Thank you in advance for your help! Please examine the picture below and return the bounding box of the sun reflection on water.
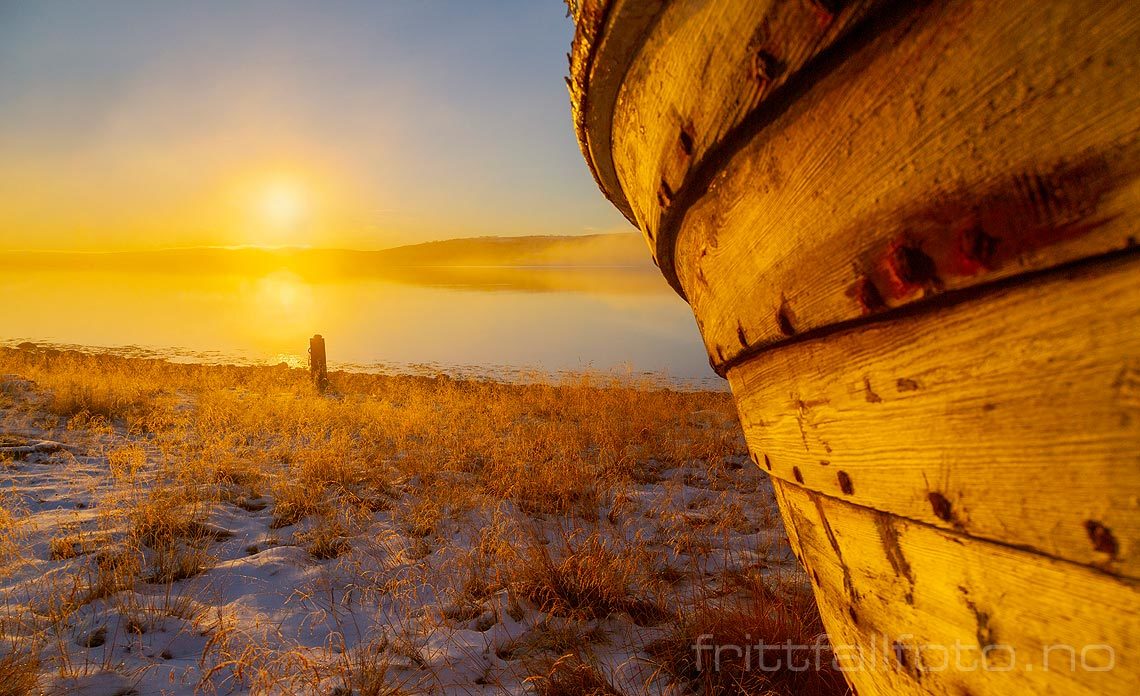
[245,271,315,345]
[271,353,307,369]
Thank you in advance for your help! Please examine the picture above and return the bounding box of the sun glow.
[257,178,309,235]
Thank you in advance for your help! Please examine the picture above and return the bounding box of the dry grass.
[0,346,835,694]
[295,511,355,560]
[335,637,420,696]
[510,530,667,624]
[0,647,40,696]
[527,653,625,696]
[0,499,21,567]
[646,574,847,696]
[2,347,739,538]
[119,486,224,584]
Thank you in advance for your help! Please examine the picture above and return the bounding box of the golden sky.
[0,1,629,252]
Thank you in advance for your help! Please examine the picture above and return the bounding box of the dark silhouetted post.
[309,334,328,392]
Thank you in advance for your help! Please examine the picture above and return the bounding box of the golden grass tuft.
[0,648,40,696]
[296,511,355,560]
[0,502,21,567]
[646,575,847,696]
[107,444,147,482]
[270,478,329,528]
[526,653,625,696]
[35,354,175,434]
[123,486,223,583]
[337,637,419,696]
[510,530,667,625]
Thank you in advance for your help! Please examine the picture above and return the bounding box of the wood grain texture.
[609,0,883,261]
[774,479,1140,696]
[568,0,664,226]
[730,251,1140,579]
[669,0,1140,369]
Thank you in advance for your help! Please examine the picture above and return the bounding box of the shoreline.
[0,340,728,392]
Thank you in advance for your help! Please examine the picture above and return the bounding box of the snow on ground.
[0,372,800,695]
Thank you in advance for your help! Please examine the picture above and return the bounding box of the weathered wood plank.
[774,478,1140,696]
[610,0,883,264]
[671,0,1140,368]
[730,250,1140,579]
[568,0,666,226]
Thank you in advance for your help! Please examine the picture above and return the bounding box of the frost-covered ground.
[0,359,807,696]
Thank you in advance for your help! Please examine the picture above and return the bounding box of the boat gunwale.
[568,0,663,227]
[570,0,914,302]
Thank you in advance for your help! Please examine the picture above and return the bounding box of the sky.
[0,0,631,252]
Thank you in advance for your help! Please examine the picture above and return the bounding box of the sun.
[232,169,331,247]
[257,178,309,235]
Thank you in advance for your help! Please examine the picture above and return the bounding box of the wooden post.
[309,334,327,392]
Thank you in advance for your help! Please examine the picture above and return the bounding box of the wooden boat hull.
[569,0,1140,693]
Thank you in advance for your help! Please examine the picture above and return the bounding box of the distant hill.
[1,233,654,276]
[362,233,650,267]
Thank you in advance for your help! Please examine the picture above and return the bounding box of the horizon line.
[0,231,640,255]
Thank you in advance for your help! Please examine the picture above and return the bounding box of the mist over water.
[0,264,722,389]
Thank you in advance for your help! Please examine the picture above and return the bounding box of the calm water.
[0,266,722,388]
